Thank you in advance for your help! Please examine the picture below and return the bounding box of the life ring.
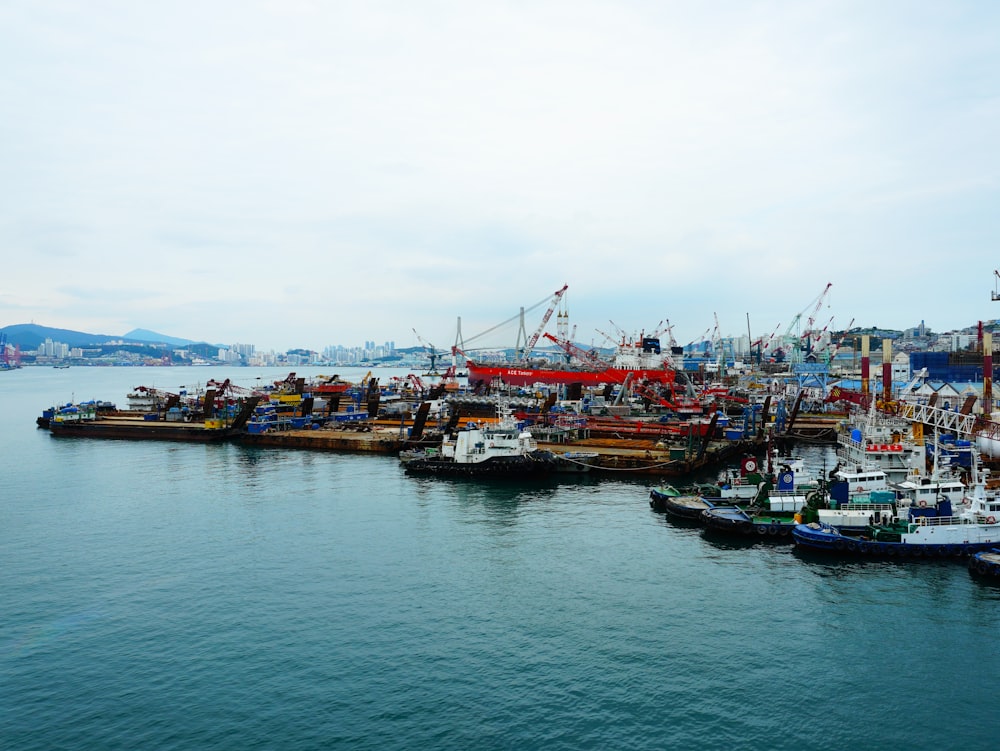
[988,516,997,524]
[855,486,864,493]
[918,500,927,508]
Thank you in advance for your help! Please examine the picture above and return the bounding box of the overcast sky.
[2,1,999,353]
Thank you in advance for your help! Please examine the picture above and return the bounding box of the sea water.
[3,366,1000,750]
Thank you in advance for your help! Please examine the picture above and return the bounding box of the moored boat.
[792,458,1000,559]
[649,485,717,519]
[400,400,559,477]
[47,396,261,442]
[968,549,1000,578]
[697,457,823,540]
[701,505,800,540]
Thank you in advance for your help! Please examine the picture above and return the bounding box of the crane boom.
[412,328,444,371]
[542,332,607,367]
[521,284,569,359]
[804,283,833,338]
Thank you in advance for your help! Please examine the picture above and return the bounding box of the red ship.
[465,335,677,387]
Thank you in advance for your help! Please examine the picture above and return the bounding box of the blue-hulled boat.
[792,458,1000,559]
[968,549,1000,578]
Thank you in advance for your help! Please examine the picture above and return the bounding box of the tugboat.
[698,458,821,540]
[793,455,1000,559]
[649,485,717,519]
[400,400,559,477]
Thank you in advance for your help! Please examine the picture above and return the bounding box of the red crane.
[542,332,607,367]
[802,283,833,343]
[520,284,569,360]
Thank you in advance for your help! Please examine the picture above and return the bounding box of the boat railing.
[835,502,894,512]
[907,515,971,532]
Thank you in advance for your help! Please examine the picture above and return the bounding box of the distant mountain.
[0,323,199,349]
[121,329,197,347]
[0,323,120,349]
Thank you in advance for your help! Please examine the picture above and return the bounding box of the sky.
[2,0,999,354]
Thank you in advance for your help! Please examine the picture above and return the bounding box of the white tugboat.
[400,400,558,477]
[793,454,1000,558]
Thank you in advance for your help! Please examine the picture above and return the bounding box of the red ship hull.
[466,363,675,387]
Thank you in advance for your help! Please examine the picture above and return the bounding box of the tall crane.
[686,327,711,356]
[777,282,833,363]
[712,312,725,371]
[518,284,569,361]
[662,320,678,349]
[542,332,607,368]
[412,328,444,372]
[802,283,833,344]
[751,322,782,363]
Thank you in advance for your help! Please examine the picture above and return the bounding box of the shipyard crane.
[608,320,629,340]
[802,283,833,342]
[825,318,856,362]
[805,315,836,360]
[712,312,723,361]
[686,327,711,356]
[662,320,678,349]
[542,332,607,368]
[777,283,833,362]
[412,328,445,372]
[595,326,618,348]
[993,269,1000,301]
[517,284,569,361]
[750,322,782,363]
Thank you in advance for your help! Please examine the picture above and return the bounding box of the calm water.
[3,366,1000,750]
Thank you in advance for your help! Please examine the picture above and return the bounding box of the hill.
[0,323,120,349]
[121,328,197,347]
[0,323,202,349]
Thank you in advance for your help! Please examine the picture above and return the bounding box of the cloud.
[1,1,999,350]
